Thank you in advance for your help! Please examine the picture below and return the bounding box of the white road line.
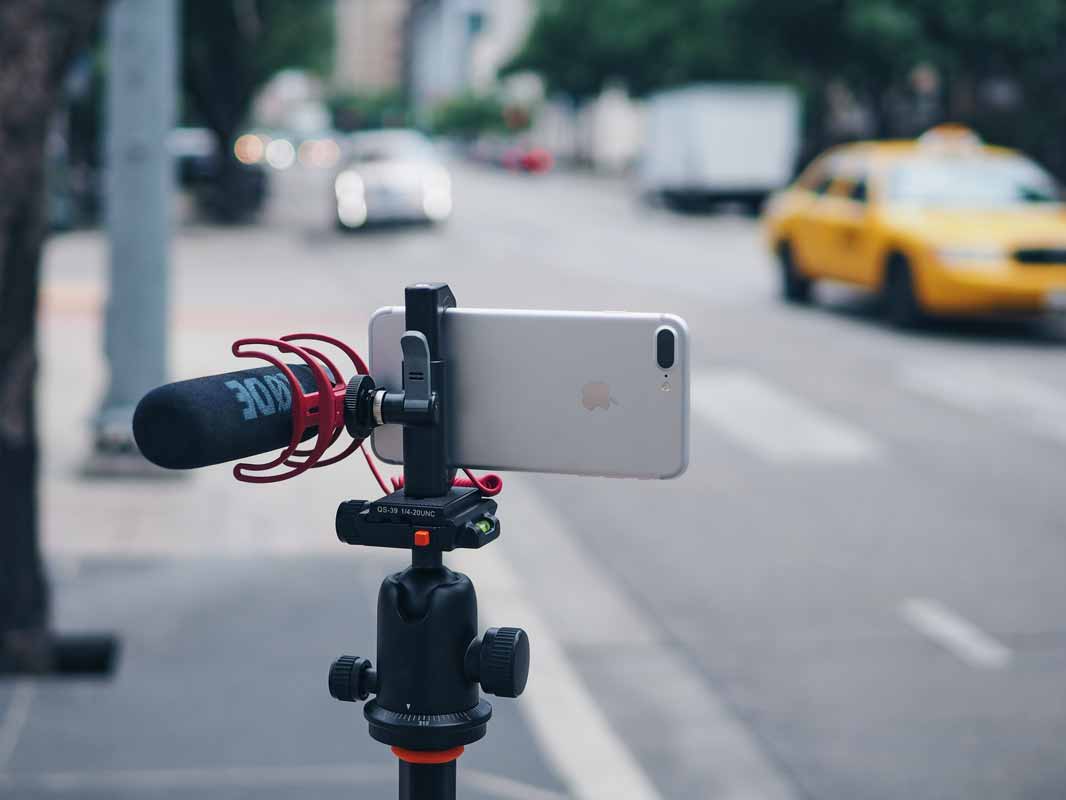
[0,763,564,799]
[900,597,1012,670]
[902,363,1066,445]
[458,476,797,800]
[692,371,880,463]
[470,547,664,800]
[0,681,35,771]
[465,770,570,800]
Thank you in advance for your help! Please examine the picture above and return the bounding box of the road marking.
[0,681,35,770]
[692,371,880,462]
[470,547,664,800]
[900,597,1012,669]
[0,763,564,799]
[458,476,797,800]
[902,363,1066,445]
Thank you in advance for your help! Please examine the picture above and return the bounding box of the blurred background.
[2,1,1065,798]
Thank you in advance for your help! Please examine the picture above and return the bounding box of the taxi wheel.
[778,244,813,304]
[883,256,925,329]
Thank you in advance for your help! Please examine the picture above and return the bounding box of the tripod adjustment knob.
[466,627,530,699]
[329,655,377,702]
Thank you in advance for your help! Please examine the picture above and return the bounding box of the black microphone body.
[134,364,326,469]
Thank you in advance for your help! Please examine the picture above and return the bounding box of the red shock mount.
[229,333,368,484]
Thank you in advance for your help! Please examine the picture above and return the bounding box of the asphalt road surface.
[6,158,1066,799]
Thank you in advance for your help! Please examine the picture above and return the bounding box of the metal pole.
[94,0,176,463]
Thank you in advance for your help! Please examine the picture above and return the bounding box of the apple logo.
[581,381,617,411]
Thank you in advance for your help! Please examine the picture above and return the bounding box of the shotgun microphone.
[133,364,323,469]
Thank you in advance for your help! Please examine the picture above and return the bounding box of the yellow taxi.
[763,125,1066,326]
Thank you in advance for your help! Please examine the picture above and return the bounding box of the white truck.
[639,83,801,213]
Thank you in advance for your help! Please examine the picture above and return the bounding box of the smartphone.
[369,306,689,479]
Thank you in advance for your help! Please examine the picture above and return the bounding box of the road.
[6,159,1066,799]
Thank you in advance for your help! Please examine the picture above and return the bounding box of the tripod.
[328,284,530,800]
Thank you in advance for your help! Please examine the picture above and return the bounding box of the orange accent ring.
[391,745,464,765]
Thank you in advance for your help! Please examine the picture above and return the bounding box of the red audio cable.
[359,443,502,497]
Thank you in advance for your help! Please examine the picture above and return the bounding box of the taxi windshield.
[887,155,1061,209]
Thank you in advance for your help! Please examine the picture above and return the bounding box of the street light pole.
[93,0,177,467]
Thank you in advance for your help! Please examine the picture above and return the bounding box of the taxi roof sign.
[917,124,983,150]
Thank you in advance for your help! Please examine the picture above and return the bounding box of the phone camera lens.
[656,328,676,370]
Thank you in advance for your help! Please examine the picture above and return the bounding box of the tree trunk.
[0,1,107,639]
[194,130,267,223]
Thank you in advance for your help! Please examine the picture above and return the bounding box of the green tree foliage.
[507,0,936,100]
[328,89,411,132]
[510,0,1065,102]
[917,0,1063,79]
[429,93,509,138]
[507,0,1066,173]
[504,0,753,99]
[182,0,334,141]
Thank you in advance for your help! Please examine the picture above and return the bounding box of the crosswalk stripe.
[901,363,1066,445]
[900,597,1012,669]
[0,682,35,772]
[691,371,881,463]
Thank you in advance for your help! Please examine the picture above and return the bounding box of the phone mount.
[328,284,530,800]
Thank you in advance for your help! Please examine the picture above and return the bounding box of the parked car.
[501,144,553,173]
[333,129,452,229]
[470,135,554,174]
[763,125,1066,326]
[640,83,800,213]
[169,127,268,223]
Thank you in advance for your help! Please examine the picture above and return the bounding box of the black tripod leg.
[398,759,456,800]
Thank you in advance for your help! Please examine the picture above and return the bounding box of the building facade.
[406,0,533,116]
[334,0,409,92]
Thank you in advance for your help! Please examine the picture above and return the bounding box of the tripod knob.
[329,655,377,702]
[466,627,530,699]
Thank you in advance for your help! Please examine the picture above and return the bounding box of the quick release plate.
[336,486,500,551]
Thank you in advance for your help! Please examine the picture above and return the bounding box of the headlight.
[422,168,451,198]
[421,167,452,221]
[265,138,295,170]
[234,134,265,165]
[335,170,365,199]
[936,245,1007,269]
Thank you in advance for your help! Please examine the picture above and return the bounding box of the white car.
[334,129,452,229]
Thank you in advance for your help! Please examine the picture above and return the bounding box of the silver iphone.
[369,306,689,479]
